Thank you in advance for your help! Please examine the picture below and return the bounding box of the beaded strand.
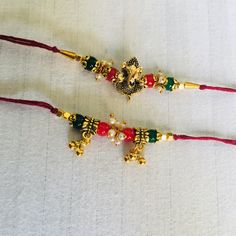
[1,96,236,166]
[1,34,236,100]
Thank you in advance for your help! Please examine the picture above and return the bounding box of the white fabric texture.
[1,1,236,235]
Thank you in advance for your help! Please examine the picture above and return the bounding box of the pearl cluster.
[108,113,126,145]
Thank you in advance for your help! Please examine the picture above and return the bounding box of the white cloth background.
[1,1,236,236]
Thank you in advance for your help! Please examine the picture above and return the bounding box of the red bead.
[106,67,118,81]
[97,122,110,136]
[145,74,155,88]
[123,128,136,142]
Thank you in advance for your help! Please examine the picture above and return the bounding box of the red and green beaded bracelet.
[1,35,236,99]
[1,96,236,165]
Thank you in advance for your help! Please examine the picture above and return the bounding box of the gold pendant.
[69,133,92,156]
[114,57,144,99]
[125,128,149,165]
[124,144,146,165]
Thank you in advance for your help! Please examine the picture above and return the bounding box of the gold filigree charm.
[115,57,144,99]
[69,133,92,156]
[68,116,99,156]
[124,144,146,165]
[107,113,126,145]
[124,128,149,165]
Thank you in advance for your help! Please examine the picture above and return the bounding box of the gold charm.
[115,57,144,99]
[69,116,99,157]
[107,113,126,145]
[125,128,149,165]
[124,144,146,165]
[69,133,92,156]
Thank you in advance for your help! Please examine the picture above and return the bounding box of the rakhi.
[1,96,236,165]
[1,35,236,99]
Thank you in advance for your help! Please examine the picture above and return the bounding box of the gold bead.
[63,112,71,120]
[166,133,174,141]
[138,157,146,165]
[68,141,77,150]
[124,156,130,163]
[75,149,84,156]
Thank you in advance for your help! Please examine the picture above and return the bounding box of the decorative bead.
[118,132,126,141]
[106,67,118,81]
[108,129,116,137]
[63,112,71,120]
[145,74,155,88]
[82,116,99,135]
[148,129,158,143]
[97,122,110,136]
[165,77,175,91]
[85,56,97,71]
[161,134,167,141]
[70,114,84,130]
[109,117,116,124]
[134,128,149,145]
[123,128,135,142]
[138,157,146,165]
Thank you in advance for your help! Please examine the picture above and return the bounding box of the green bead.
[148,129,157,143]
[72,114,85,130]
[165,77,175,91]
[85,56,97,71]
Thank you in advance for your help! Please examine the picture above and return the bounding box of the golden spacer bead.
[68,141,77,150]
[63,112,71,120]
[138,157,146,165]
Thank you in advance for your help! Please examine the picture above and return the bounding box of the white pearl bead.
[118,132,126,141]
[110,118,116,124]
[161,134,167,141]
[108,129,116,137]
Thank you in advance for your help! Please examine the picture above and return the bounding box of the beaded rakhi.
[1,96,236,165]
[1,35,236,99]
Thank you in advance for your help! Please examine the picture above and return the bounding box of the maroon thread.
[0,96,58,114]
[0,35,60,53]
[200,84,236,93]
[173,134,236,146]
[1,35,236,94]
